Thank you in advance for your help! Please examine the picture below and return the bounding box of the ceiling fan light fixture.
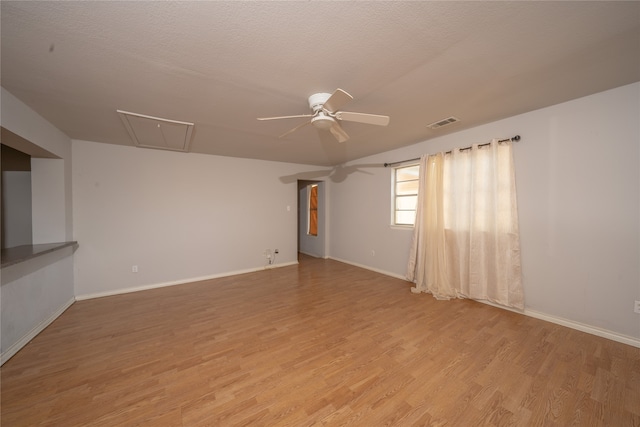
[311,114,334,129]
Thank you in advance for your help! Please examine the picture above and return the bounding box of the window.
[308,184,318,236]
[392,164,419,226]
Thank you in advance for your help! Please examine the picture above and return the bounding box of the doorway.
[297,180,325,258]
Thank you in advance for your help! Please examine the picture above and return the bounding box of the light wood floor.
[2,255,639,426]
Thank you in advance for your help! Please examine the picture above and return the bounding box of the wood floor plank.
[2,255,639,426]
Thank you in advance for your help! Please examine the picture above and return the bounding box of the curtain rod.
[383,135,521,167]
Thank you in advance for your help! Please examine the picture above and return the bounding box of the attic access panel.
[117,110,194,152]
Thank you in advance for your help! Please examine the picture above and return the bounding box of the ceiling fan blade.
[328,121,349,143]
[257,114,313,121]
[279,120,312,138]
[335,111,390,126]
[323,88,353,113]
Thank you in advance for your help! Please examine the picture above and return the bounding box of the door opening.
[297,180,325,258]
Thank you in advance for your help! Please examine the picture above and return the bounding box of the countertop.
[1,241,78,269]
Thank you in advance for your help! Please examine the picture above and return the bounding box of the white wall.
[1,88,73,243]
[72,141,318,298]
[31,159,67,244]
[1,171,32,247]
[0,87,75,364]
[1,247,75,364]
[329,83,640,342]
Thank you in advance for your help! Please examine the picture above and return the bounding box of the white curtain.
[407,140,524,309]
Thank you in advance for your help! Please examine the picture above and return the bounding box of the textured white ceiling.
[2,1,639,166]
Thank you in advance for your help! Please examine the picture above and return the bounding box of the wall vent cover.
[117,110,194,152]
[426,116,460,130]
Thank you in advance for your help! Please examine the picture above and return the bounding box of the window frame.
[391,163,419,227]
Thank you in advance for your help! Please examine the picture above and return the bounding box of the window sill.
[390,224,414,230]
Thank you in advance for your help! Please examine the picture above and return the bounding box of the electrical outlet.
[132,265,138,273]
[634,300,640,314]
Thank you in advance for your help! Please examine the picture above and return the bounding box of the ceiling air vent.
[426,116,460,130]
[117,110,194,152]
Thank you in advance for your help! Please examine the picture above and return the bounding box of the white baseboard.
[1,297,76,366]
[329,257,640,349]
[75,261,299,301]
[469,299,640,349]
[328,256,408,281]
[299,250,325,259]
[523,308,640,348]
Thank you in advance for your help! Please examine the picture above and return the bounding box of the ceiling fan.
[257,89,390,143]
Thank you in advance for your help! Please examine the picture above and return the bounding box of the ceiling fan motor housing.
[308,93,332,112]
[308,93,335,129]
